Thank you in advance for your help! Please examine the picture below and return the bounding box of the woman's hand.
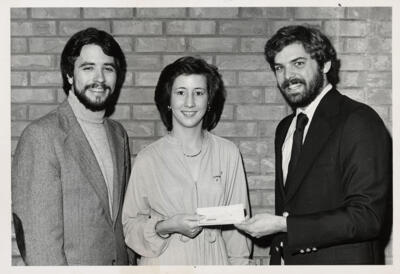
[156,214,204,239]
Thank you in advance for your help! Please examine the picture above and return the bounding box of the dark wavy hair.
[265,25,340,86]
[154,56,226,131]
[60,27,126,108]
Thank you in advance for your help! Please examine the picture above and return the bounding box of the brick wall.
[10,7,392,265]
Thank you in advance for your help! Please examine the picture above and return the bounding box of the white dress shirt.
[282,84,332,184]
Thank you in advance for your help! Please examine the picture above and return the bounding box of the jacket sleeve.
[286,106,391,251]
[122,154,170,258]
[221,147,252,264]
[12,124,68,265]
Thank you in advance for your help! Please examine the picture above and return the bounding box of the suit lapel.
[60,101,113,225]
[104,119,125,226]
[285,89,342,203]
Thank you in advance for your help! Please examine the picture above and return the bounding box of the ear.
[67,74,73,85]
[323,61,331,74]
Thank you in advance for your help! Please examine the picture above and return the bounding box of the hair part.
[264,25,340,86]
[154,56,226,131]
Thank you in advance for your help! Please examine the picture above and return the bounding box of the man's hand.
[234,213,287,238]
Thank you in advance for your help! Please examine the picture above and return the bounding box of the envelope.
[196,204,245,226]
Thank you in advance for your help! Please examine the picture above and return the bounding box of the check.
[196,204,245,226]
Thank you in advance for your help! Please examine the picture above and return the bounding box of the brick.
[225,87,262,104]
[259,121,281,137]
[59,21,111,36]
[28,104,58,120]
[109,105,131,120]
[31,71,62,86]
[261,190,275,207]
[221,105,234,120]
[247,175,275,190]
[137,8,186,18]
[120,121,154,137]
[11,8,28,19]
[155,122,168,136]
[123,71,134,86]
[252,206,274,215]
[338,71,366,88]
[131,139,155,155]
[166,21,216,35]
[346,7,369,19]
[238,71,276,86]
[12,121,30,137]
[366,72,391,88]
[29,37,68,53]
[11,104,28,120]
[240,38,267,53]
[83,8,133,18]
[57,89,67,103]
[12,89,56,103]
[12,140,18,155]
[269,21,322,35]
[324,21,368,37]
[294,7,345,19]
[189,38,237,52]
[126,55,162,70]
[239,140,271,155]
[31,8,80,19]
[216,55,266,70]
[241,7,288,19]
[118,88,154,103]
[11,72,28,86]
[260,157,275,174]
[329,36,345,53]
[369,7,391,20]
[368,55,391,71]
[369,105,390,122]
[370,21,392,37]
[162,55,213,67]
[135,72,160,86]
[136,37,186,52]
[265,87,286,104]
[12,55,54,70]
[340,89,365,102]
[368,38,391,53]
[249,190,262,206]
[344,38,368,53]
[11,38,27,53]
[114,37,134,53]
[113,21,162,35]
[340,55,369,71]
[366,89,392,105]
[237,105,286,121]
[132,105,159,120]
[219,21,267,36]
[212,122,257,137]
[189,8,238,18]
[11,21,56,36]
[219,71,236,86]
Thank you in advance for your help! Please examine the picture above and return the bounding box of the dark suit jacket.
[12,100,132,265]
[270,89,391,264]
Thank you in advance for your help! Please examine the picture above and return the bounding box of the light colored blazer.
[12,100,132,265]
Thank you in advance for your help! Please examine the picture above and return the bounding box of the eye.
[104,66,116,72]
[174,89,185,96]
[82,66,94,71]
[294,61,305,68]
[194,89,206,96]
[274,65,283,72]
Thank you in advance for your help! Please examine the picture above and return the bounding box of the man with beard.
[235,25,392,264]
[12,28,134,265]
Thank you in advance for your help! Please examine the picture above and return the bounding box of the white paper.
[196,204,245,226]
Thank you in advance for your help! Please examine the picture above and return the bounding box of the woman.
[122,56,251,265]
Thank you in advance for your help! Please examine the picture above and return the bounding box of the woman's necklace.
[182,136,203,158]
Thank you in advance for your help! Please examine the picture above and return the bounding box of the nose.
[284,66,294,80]
[95,68,105,83]
[184,92,195,108]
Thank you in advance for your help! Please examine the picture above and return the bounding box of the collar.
[68,90,105,124]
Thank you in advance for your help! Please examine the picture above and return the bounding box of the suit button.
[312,247,317,252]
[112,259,116,265]
[300,249,305,254]
[280,241,284,247]
[306,248,311,253]
[282,211,289,217]
[275,246,280,252]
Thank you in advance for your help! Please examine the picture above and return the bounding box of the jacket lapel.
[104,119,125,227]
[59,100,113,225]
[285,89,342,203]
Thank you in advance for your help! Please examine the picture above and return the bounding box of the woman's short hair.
[265,25,340,86]
[154,56,226,131]
[60,27,126,96]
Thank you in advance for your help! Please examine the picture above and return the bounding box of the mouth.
[181,111,197,117]
[283,79,305,93]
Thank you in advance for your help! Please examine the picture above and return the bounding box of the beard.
[278,69,324,109]
[73,82,114,112]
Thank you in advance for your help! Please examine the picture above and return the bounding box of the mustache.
[84,83,111,91]
[281,78,306,89]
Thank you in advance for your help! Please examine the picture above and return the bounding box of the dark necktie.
[287,113,309,183]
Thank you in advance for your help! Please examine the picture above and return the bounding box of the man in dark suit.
[12,28,134,265]
[235,25,391,264]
